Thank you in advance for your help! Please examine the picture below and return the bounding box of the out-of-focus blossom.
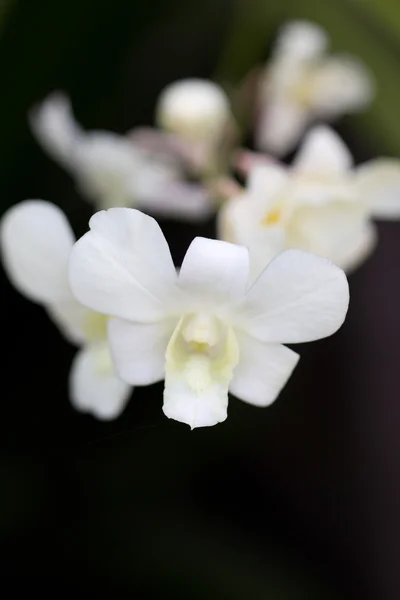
[256,20,374,156]
[140,78,237,178]
[219,126,400,278]
[30,92,213,220]
[69,208,349,429]
[157,79,231,143]
[0,200,131,419]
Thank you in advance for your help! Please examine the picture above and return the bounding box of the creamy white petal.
[127,138,217,218]
[355,159,400,220]
[137,181,214,221]
[286,201,374,270]
[309,55,374,117]
[255,98,309,156]
[78,134,194,214]
[341,222,377,273]
[29,92,82,169]
[217,195,248,245]
[275,20,328,61]
[46,299,88,345]
[80,310,108,343]
[69,343,131,420]
[289,179,356,207]
[1,200,75,304]
[178,237,250,305]
[247,163,289,202]
[218,191,284,245]
[74,132,144,208]
[48,305,109,347]
[293,126,353,176]
[69,208,180,322]
[289,131,356,205]
[218,197,286,281]
[163,376,229,429]
[129,127,204,173]
[129,152,179,196]
[239,249,349,344]
[108,317,176,386]
[247,229,287,282]
[230,332,299,406]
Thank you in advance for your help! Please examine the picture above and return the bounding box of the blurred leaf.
[343,0,400,46]
[0,0,16,36]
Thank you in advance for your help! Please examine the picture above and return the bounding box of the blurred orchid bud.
[156,79,232,143]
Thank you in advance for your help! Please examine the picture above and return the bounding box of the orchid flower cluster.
[2,20,399,428]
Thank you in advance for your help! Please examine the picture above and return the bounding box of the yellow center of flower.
[261,205,284,226]
[288,66,317,108]
[260,194,292,228]
[291,81,313,107]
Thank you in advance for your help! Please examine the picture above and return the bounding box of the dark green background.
[1,1,399,597]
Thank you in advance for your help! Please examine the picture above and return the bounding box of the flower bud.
[156,79,231,142]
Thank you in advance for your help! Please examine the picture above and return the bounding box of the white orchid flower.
[30,92,213,221]
[68,207,349,429]
[256,20,374,156]
[0,200,131,420]
[219,126,400,278]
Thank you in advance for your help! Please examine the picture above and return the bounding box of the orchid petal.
[230,333,299,406]
[69,208,180,322]
[240,249,349,344]
[1,200,74,304]
[70,343,131,420]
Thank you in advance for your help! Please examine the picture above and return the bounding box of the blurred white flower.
[219,126,400,278]
[30,92,213,221]
[69,208,349,429]
[0,200,131,420]
[256,20,374,156]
